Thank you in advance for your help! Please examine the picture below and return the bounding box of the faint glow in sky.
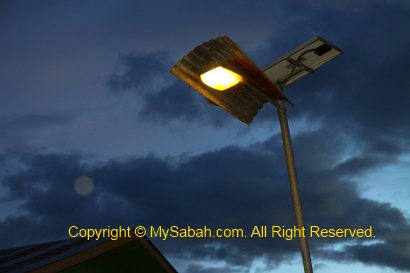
[169,255,404,273]
[359,154,410,218]
[74,176,95,196]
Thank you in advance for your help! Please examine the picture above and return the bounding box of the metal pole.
[276,99,314,273]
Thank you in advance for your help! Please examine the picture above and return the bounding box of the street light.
[170,35,342,273]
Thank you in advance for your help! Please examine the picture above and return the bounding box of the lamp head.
[170,36,288,124]
[200,66,242,91]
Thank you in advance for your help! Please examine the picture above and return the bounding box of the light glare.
[200,66,242,91]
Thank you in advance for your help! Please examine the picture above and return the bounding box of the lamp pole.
[276,99,313,273]
[171,35,342,273]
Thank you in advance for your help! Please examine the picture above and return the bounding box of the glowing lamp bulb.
[200,66,242,91]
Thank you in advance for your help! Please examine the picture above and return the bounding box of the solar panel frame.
[262,36,343,87]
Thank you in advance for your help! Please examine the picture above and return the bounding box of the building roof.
[0,237,178,273]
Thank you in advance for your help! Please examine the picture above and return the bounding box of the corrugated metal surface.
[171,36,289,124]
[0,238,104,273]
[0,237,178,273]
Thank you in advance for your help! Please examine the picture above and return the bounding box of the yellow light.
[200,66,242,91]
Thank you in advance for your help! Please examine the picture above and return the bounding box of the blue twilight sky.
[1,1,410,272]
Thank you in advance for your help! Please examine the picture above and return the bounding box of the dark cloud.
[1,125,409,271]
[259,1,410,140]
[137,81,230,126]
[107,51,173,94]
[335,237,410,271]
[185,264,241,273]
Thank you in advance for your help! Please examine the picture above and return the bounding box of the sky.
[1,0,410,272]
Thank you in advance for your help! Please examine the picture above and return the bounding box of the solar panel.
[262,36,343,87]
